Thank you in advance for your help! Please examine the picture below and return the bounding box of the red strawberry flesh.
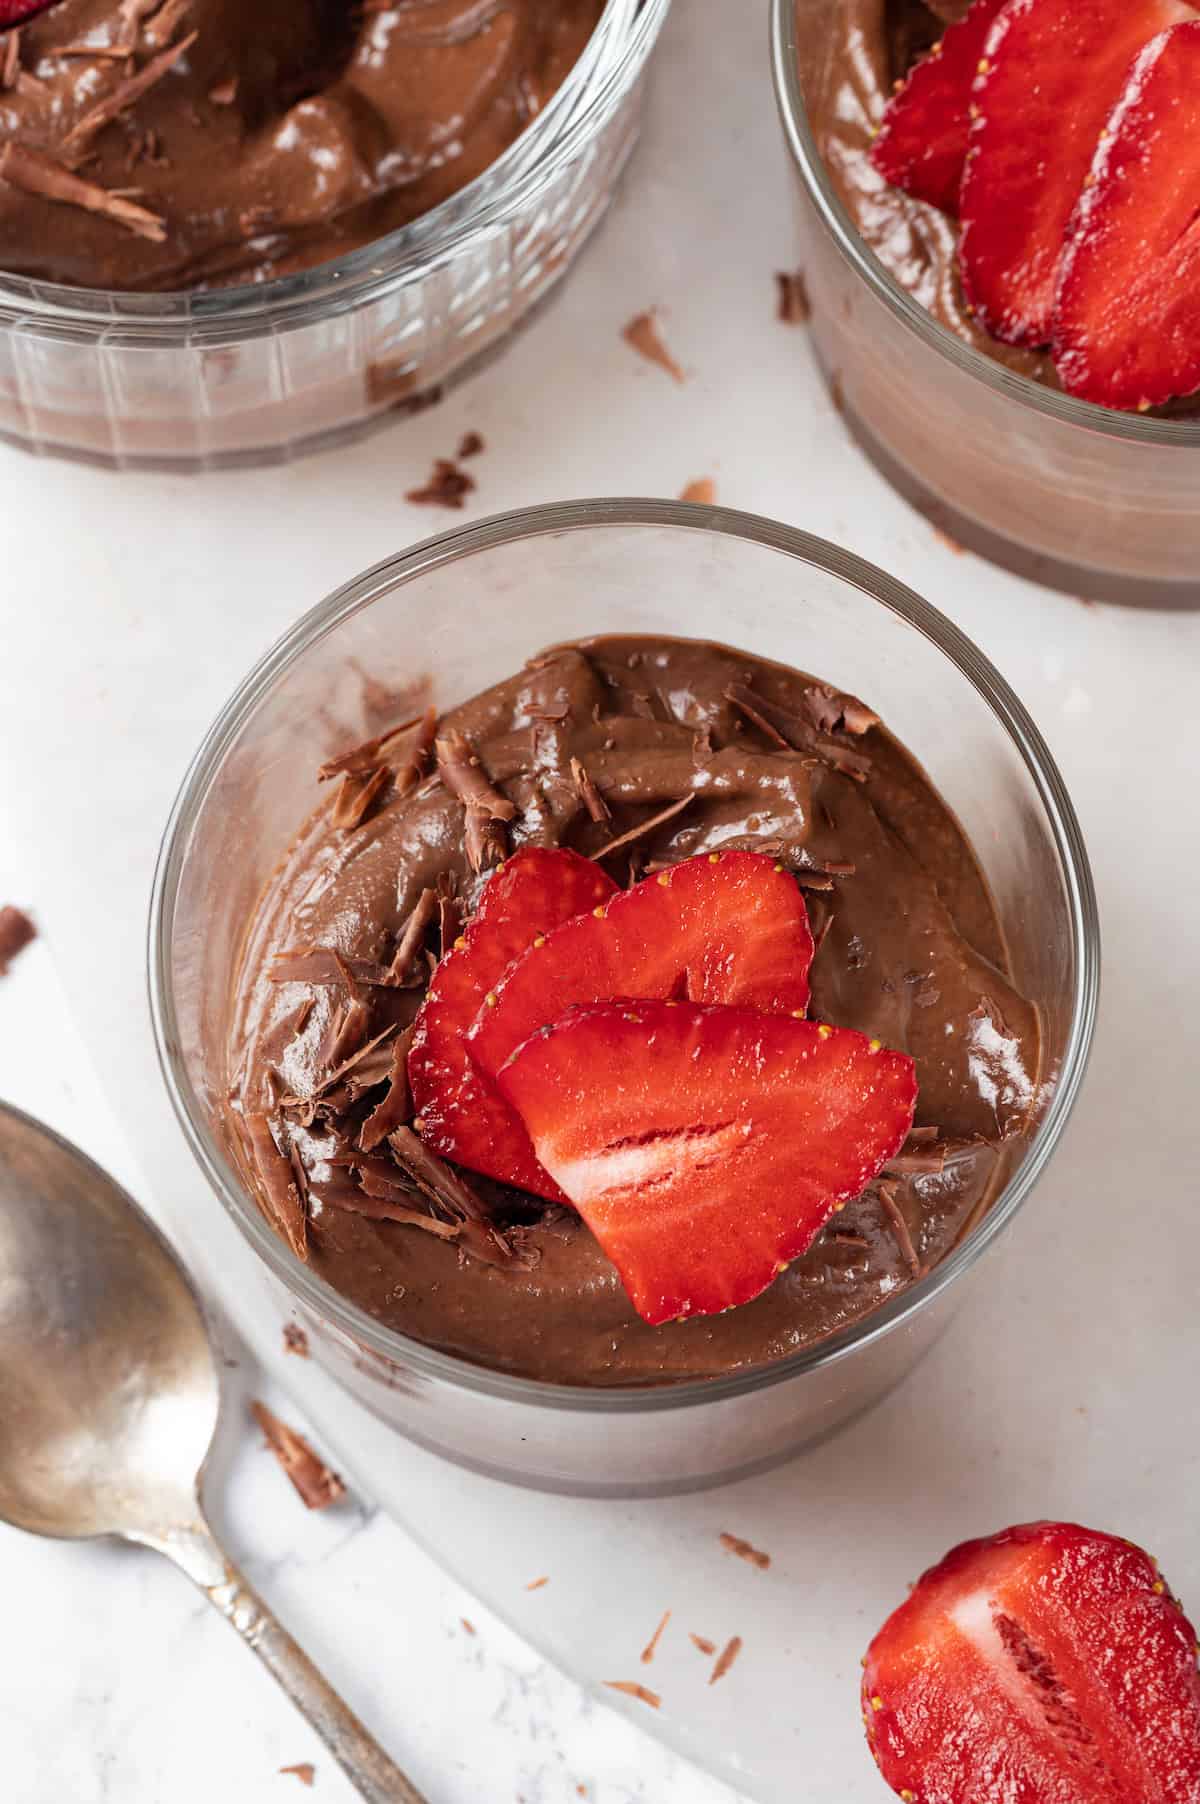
[469,850,816,1108]
[959,0,1193,346]
[1054,21,1200,409]
[870,0,1008,216]
[407,847,616,1202]
[863,1520,1200,1804]
[498,999,916,1325]
[0,1,59,20]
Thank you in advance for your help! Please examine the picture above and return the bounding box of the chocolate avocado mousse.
[225,635,1040,1387]
[0,0,603,291]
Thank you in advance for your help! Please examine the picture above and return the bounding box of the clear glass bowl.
[149,500,1098,1496]
[0,0,668,472]
[772,0,1200,603]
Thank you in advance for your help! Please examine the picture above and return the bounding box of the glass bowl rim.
[0,0,669,337]
[769,0,1200,447]
[148,497,1100,1415]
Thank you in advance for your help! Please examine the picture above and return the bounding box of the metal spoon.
[0,1100,427,1804]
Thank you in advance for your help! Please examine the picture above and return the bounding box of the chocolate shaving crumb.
[719,1532,770,1571]
[724,684,791,749]
[882,1131,946,1176]
[593,793,694,861]
[317,715,422,782]
[679,477,716,504]
[390,888,438,983]
[456,430,485,458]
[279,1764,315,1787]
[622,309,684,382]
[437,879,462,956]
[63,32,197,164]
[0,905,35,976]
[436,730,515,822]
[359,1026,415,1151]
[0,142,165,240]
[775,268,811,324]
[791,868,834,891]
[526,1575,549,1591]
[2,30,20,91]
[143,0,192,49]
[319,1190,460,1236]
[270,946,385,990]
[800,684,880,737]
[726,684,872,781]
[876,1179,924,1279]
[570,756,612,824]
[282,1323,309,1357]
[208,75,237,105]
[251,1402,345,1510]
[461,1618,476,1635]
[640,1609,671,1665]
[604,1680,661,1709]
[933,527,965,555]
[395,707,438,796]
[690,1634,717,1656]
[464,808,507,875]
[244,1113,307,1261]
[406,457,476,509]
[830,1229,870,1249]
[709,1636,743,1685]
[331,763,389,830]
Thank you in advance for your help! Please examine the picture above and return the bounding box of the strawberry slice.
[1054,22,1200,409]
[870,0,1009,216]
[407,847,616,1202]
[959,0,1192,346]
[863,1521,1200,1804]
[469,850,816,1105]
[0,1,60,21]
[498,999,916,1324]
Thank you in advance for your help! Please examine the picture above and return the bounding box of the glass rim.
[148,498,1100,1415]
[0,0,668,337]
[769,0,1200,447]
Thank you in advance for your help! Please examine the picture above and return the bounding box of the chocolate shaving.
[525,700,571,723]
[436,730,516,822]
[791,868,834,891]
[269,946,387,989]
[282,1323,309,1357]
[406,457,476,509]
[319,996,371,1071]
[709,1636,743,1685]
[800,683,880,737]
[319,1189,459,1236]
[0,905,35,976]
[2,29,20,91]
[882,1131,947,1176]
[143,0,193,49]
[208,75,237,104]
[570,756,611,824]
[331,763,389,830]
[389,887,438,983]
[395,708,438,795]
[690,1634,717,1656]
[279,1765,315,1787]
[775,268,811,323]
[526,1575,549,1591]
[725,684,872,781]
[830,1229,870,1249]
[465,809,507,874]
[461,1618,476,1635]
[359,1026,415,1151]
[309,1022,398,1103]
[604,1681,661,1709]
[251,1401,345,1511]
[724,684,790,749]
[877,1179,923,1279]
[621,309,684,383]
[593,793,694,861]
[244,1113,306,1261]
[0,143,165,240]
[437,880,462,956]
[679,477,716,504]
[640,1610,671,1665]
[457,430,485,458]
[317,714,421,782]
[719,1532,770,1571]
[63,31,197,164]
[388,1127,533,1268]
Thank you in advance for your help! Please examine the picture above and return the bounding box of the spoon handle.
[161,1522,429,1804]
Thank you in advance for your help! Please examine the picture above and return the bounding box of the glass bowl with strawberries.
[772,0,1200,601]
[150,500,1098,1496]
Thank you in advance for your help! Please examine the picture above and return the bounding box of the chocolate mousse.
[0,0,603,291]
[225,635,1040,1387]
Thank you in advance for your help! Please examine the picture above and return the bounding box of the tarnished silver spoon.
[0,1100,427,1804]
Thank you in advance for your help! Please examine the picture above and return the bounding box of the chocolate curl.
[331,764,389,830]
[317,712,424,782]
[359,1026,415,1152]
[570,757,612,824]
[62,32,198,164]
[876,1179,923,1279]
[724,683,872,781]
[801,683,880,737]
[251,1402,345,1511]
[388,1127,535,1270]
[592,793,694,861]
[243,1113,307,1261]
[0,143,165,241]
[388,888,438,984]
[436,730,516,821]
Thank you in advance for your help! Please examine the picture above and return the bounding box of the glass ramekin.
[772,0,1200,604]
[149,500,1098,1497]
[0,0,668,473]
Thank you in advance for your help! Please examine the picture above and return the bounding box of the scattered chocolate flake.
[525,700,571,723]
[830,1229,871,1249]
[319,995,371,1069]
[593,793,694,861]
[269,947,385,990]
[390,888,438,983]
[394,707,438,796]
[388,1127,534,1268]
[526,1575,549,1591]
[679,477,716,504]
[932,526,965,555]
[279,1764,315,1787]
[461,1618,477,1635]
[244,1113,307,1261]
[251,1402,345,1511]
[0,143,165,240]
[719,1532,770,1571]
[725,683,872,781]
[604,1680,661,1709]
[143,0,193,49]
[709,1636,743,1685]
[308,1022,399,1103]
[621,309,685,383]
[465,808,507,875]
[406,457,476,509]
[62,32,197,164]
[776,268,811,324]
[640,1609,671,1665]
[436,730,516,822]
[320,1190,459,1236]
[570,756,611,824]
[2,29,20,91]
[690,1634,717,1656]
[724,684,791,749]
[0,905,35,976]
[800,683,879,737]
[791,868,834,891]
[437,878,462,956]
[882,1131,946,1176]
[331,763,389,830]
[282,1323,309,1358]
[208,76,237,105]
[456,430,485,458]
[876,1179,924,1279]
[359,1026,415,1151]
[317,715,422,782]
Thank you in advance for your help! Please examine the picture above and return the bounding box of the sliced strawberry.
[870,0,1009,216]
[863,1520,1200,1804]
[1054,22,1200,409]
[0,2,60,20]
[959,0,1192,346]
[498,999,916,1325]
[407,847,616,1202]
[469,850,815,1126]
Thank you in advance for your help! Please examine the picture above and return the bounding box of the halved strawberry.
[1054,22,1200,410]
[0,2,59,20]
[408,847,616,1202]
[497,999,916,1325]
[870,0,1009,216]
[959,0,1192,346]
[863,1521,1200,1803]
[468,851,816,1122]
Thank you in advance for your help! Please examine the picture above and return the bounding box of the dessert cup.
[772,0,1200,604]
[0,0,668,472]
[150,500,1098,1496]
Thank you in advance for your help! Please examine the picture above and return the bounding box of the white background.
[1,0,1199,1799]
